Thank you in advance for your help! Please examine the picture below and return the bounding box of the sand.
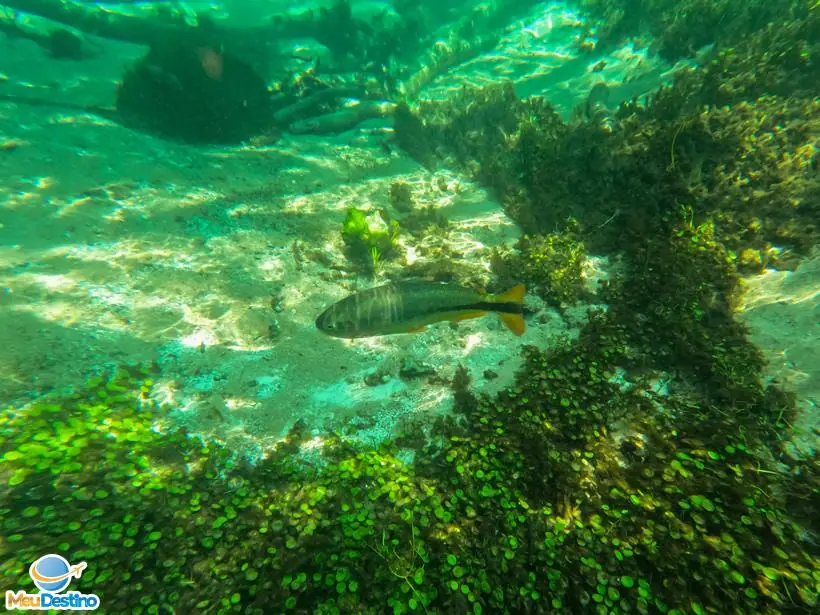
[738,252,820,458]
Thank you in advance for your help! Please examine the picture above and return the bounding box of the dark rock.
[399,358,436,380]
[116,41,271,143]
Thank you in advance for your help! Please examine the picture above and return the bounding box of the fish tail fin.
[492,283,526,336]
[500,312,526,336]
[493,283,526,305]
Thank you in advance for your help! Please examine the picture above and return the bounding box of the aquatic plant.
[2,299,817,614]
[492,231,587,307]
[341,207,401,273]
[376,19,820,613]
[394,6,820,263]
[389,181,415,213]
[4,3,819,613]
[414,82,528,178]
[393,102,438,171]
[576,0,808,63]
[392,82,612,240]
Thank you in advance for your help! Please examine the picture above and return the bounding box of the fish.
[196,47,224,81]
[315,281,526,339]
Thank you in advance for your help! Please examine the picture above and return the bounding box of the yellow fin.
[493,283,526,304]
[407,325,427,333]
[500,312,526,336]
[489,284,526,335]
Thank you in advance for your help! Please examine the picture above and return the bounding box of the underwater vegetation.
[491,231,587,308]
[2,2,819,614]
[394,4,820,271]
[575,0,811,63]
[389,181,416,214]
[2,236,818,613]
[341,207,401,274]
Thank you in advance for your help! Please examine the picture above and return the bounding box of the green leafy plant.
[492,231,586,307]
[341,207,400,272]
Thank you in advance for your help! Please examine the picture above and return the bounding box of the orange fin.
[493,283,526,304]
[500,312,526,336]
[407,326,427,333]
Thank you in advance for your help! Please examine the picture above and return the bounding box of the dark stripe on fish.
[432,301,524,315]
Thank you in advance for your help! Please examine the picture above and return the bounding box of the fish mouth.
[315,309,342,337]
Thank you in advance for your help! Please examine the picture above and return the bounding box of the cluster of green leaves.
[375,6,820,612]
[606,212,774,408]
[492,231,587,307]
[341,207,401,273]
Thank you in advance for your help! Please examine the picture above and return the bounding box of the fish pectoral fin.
[449,310,488,323]
[407,326,427,333]
[500,312,526,336]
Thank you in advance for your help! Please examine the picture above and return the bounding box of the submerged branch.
[0,0,198,47]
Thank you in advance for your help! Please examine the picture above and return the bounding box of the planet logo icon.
[28,554,87,593]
